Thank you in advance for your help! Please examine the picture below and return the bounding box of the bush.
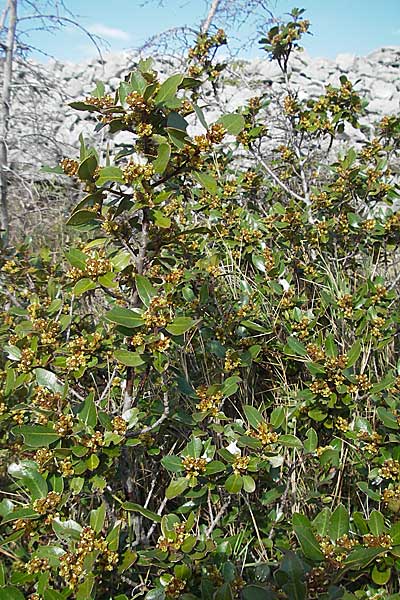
[1,9,400,600]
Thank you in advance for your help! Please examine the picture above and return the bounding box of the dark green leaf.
[105,306,144,329]
[12,426,60,448]
[135,274,157,307]
[217,113,246,135]
[329,504,349,540]
[166,317,196,336]
[114,350,145,367]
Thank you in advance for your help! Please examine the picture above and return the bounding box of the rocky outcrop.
[3,46,400,173]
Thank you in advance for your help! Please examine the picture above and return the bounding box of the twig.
[126,390,170,437]
[206,499,230,536]
[251,149,306,203]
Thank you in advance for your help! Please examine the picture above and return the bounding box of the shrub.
[1,9,400,600]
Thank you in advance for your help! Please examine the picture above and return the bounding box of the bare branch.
[0,0,17,243]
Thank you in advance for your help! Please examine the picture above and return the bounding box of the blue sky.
[15,0,400,62]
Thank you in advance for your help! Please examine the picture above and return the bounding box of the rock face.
[3,46,400,174]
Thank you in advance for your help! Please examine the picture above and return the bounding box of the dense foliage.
[1,9,400,600]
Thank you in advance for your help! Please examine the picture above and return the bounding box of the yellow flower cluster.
[165,577,186,598]
[123,162,154,184]
[363,533,392,549]
[196,386,223,416]
[54,414,73,437]
[143,295,170,329]
[251,422,278,446]
[59,526,118,589]
[233,456,250,474]
[60,158,79,177]
[18,348,35,373]
[83,431,104,451]
[33,491,61,515]
[337,293,353,318]
[182,456,207,477]
[157,523,188,552]
[35,448,53,471]
[85,95,114,109]
[380,459,400,480]
[33,387,62,411]
[26,557,50,574]
[112,416,127,436]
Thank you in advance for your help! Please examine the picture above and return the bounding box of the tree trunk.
[0,0,17,244]
[201,0,221,34]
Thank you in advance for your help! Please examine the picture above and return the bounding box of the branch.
[201,0,221,34]
[126,390,170,438]
[0,0,17,243]
[251,149,306,203]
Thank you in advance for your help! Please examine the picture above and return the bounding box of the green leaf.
[205,461,226,475]
[284,336,308,357]
[376,407,399,429]
[44,589,64,600]
[77,154,98,181]
[217,113,246,135]
[69,101,98,112]
[167,112,188,132]
[78,395,97,429]
[41,165,64,174]
[22,470,48,500]
[313,508,331,537]
[161,455,184,473]
[0,588,25,600]
[35,368,63,394]
[194,171,218,195]
[371,372,396,393]
[243,405,263,428]
[90,503,106,533]
[145,589,165,600]
[52,518,82,541]
[166,317,196,336]
[153,143,171,174]
[152,210,172,228]
[368,510,385,536]
[325,334,337,357]
[270,406,286,428]
[114,350,145,367]
[225,474,243,493]
[304,428,318,453]
[242,586,276,600]
[12,425,60,448]
[66,210,97,226]
[105,306,144,328]
[95,166,124,186]
[166,477,188,499]
[279,434,303,449]
[292,520,324,561]
[8,462,48,500]
[221,375,241,398]
[0,507,39,525]
[122,502,162,522]
[329,504,349,540]
[135,274,157,307]
[371,564,391,585]
[242,475,256,493]
[65,248,87,270]
[344,546,385,569]
[346,340,361,367]
[155,74,184,105]
[76,576,94,600]
[73,277,97,296]
[193,103,208,130]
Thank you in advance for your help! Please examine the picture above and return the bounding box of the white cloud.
[88,23,130,41]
